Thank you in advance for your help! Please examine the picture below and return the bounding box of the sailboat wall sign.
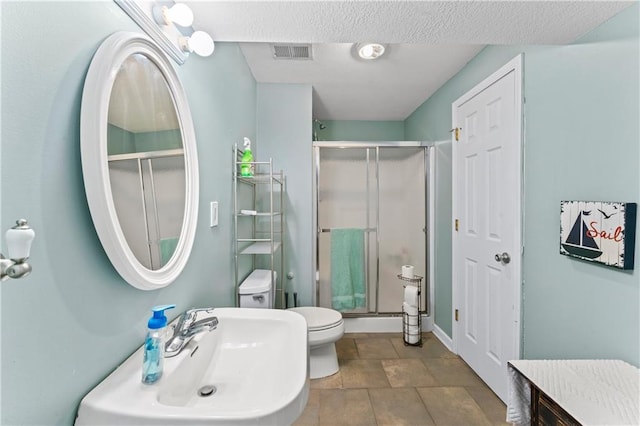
[560,201,637,270]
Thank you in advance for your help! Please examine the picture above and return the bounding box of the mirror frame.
[81,31,199,290]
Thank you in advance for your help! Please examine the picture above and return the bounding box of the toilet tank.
[238,269,277,308]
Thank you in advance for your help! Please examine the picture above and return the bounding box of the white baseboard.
[432,323,454,353]
[344,315,434,334]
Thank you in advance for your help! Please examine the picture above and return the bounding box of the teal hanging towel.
[330,228,366,311]
[159,237,178,267]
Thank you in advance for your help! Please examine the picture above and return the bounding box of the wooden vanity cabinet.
[530,384,581,426]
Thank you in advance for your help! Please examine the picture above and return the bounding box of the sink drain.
[198,385,217,397]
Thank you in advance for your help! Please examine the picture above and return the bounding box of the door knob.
[494,252,511,264]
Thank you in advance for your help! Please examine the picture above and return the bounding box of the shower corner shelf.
[398,274,423,347]
[233,144,285,309]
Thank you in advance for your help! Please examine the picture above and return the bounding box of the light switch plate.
[210,201,218,227]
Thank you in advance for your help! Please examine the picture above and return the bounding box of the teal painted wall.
[257,84,314,306]
[1,2,256,424]
[134,128,182,152]
[107,124,136,154]
[316,120,405,141]
[405,5,639,364]
[107,125,182,155]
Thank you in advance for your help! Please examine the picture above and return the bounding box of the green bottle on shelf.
[240,137,254,177]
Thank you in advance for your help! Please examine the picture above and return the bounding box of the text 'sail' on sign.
[560,201,637,270]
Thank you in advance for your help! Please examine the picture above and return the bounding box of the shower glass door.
[316,144,427,315]
[317,147,376,313]
[378,147,426,313]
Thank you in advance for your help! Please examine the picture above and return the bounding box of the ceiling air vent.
[270,44,313,60]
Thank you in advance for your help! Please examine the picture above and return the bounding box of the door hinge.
[455,219,459,232]
[449,127,461,142]
[455,309,459,322]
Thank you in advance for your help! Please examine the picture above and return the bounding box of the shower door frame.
[312,141,434,317]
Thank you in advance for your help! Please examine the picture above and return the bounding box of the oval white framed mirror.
[81,31,199,290]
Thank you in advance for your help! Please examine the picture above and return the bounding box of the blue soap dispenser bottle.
[142,304,175,384]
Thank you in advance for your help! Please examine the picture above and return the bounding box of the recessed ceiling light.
[357,43,386,60]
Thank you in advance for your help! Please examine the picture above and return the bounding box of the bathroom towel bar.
[319,228,376,233]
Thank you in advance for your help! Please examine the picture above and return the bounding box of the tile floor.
[294,332,509,426]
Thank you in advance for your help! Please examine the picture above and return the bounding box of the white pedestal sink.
[76,308,309,425]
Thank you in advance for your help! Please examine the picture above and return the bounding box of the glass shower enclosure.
[314,142,430,315]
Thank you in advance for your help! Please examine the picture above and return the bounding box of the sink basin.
[76,308,309,425]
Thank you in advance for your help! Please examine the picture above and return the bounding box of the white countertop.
[508,359,640,426]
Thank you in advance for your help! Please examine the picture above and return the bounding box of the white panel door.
[452,56,522,402]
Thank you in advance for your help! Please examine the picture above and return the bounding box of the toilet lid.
[288,307,343,331]
[238,269,275,294]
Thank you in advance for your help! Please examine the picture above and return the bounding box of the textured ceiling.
[240,43,485,120]
[184,1,634,120]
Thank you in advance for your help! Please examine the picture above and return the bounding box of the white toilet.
[238,270,276,309]
[288,306,345,379]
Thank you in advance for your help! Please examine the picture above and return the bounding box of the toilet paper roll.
[406,327,419,344]
[401,265,414,279]
[403,302,419,326]
[403,285,418,307]
[402,302,420,344]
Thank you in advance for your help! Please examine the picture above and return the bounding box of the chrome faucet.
[165,308,218,358]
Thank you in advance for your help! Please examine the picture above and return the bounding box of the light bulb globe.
[166,3,194,27]
[189,31,215,57]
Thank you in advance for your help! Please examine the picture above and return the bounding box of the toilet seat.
[288,307,343,331]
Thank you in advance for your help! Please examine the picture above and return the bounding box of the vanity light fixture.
[153,2,194,27]
[0,219,35,282]
[115,0,216,62]
[179,31,215,57]
[357,43,386,60]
